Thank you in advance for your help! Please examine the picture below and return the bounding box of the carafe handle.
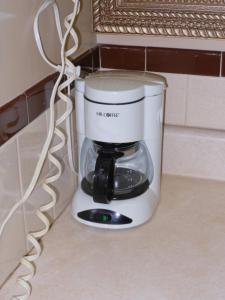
[93,152,115,204]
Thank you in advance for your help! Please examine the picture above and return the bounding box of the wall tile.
[46,100,77,218]
[45,102,77,219]
[22,183,55,242]
[0,139,26,286]
[163,126,225,181]
[17,112,51,237]
[0,95,28,146]
[160,73,187,126]
[186,76,225,130]
[100,45,145,71]
[147,48,221,76]
[93,47,100,71]
[46,99,68,162]
[52,154,76,219]
[17,112,49,191]
[0,210,26,288]
[16,104,76,248]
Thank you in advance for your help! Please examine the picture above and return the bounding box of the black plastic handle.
[93,152,115,204]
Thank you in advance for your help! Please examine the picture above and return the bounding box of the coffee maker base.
[72,188,159,229]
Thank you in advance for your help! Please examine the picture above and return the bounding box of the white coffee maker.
[72,70,166,229]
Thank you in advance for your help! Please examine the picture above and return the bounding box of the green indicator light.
[101,214,109,222]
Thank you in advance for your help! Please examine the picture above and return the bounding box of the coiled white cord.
[0,0,80,299]
[34,0,80,175]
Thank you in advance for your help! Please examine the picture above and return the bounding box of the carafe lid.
[93,141,139,156]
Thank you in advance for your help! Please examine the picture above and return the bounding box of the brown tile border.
[100,45,145,71]
[1,44,225,147]
[0,95,28,146]
[99,44,223,77]
[73,47,100,72]
[25,73,58,123]
[0,47,98,147]
[73,49,93,72]
[93,47,100,71]
[147,47,221,76]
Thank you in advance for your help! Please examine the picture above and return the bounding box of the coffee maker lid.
[85,77,145,104]
[82,70,166,105]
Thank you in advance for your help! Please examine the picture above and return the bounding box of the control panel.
[78,209,132,225]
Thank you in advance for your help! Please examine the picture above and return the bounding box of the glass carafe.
[80,138,154,204]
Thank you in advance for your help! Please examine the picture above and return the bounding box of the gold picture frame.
[93,0,225,39]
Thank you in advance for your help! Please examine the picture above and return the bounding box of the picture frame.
[93,0,225,39]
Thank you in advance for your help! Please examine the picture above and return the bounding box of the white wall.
[0,0,96,105]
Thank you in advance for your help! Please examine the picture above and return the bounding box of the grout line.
[184,75,189,126]
[99,46,102,69]
[44,109,52,173]
[145,47,147,72]
[16,136,29,251]
[165,123,225,139]
[92,49,94,72]
[219,52,223,77]
[24,93,30,124]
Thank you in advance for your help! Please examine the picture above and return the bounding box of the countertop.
[1,175,225,300]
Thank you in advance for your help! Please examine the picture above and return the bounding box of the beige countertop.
[1,175,225,300]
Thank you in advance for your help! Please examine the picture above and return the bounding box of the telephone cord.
[33,0,79,175]
[0,0,80,299]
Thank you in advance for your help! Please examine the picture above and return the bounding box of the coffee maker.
[72,70,166,229]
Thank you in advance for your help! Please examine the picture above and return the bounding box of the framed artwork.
[93,0,225,38]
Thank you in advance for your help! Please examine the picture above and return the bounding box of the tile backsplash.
[0,0,96,291]
[98,45,225,181]
[146,48,221,76]
[99,45,223,76]
[0,105,77,288]
[0,47,99,147]
[0,138,26,286]
[163,126,225,181]
[159,72,225,131]
[1,43,225,289]
[0,48,97,288]
[161,72,225,181]
[101,46,145,71]
[186,76,225,130]
[0,95,28,146]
